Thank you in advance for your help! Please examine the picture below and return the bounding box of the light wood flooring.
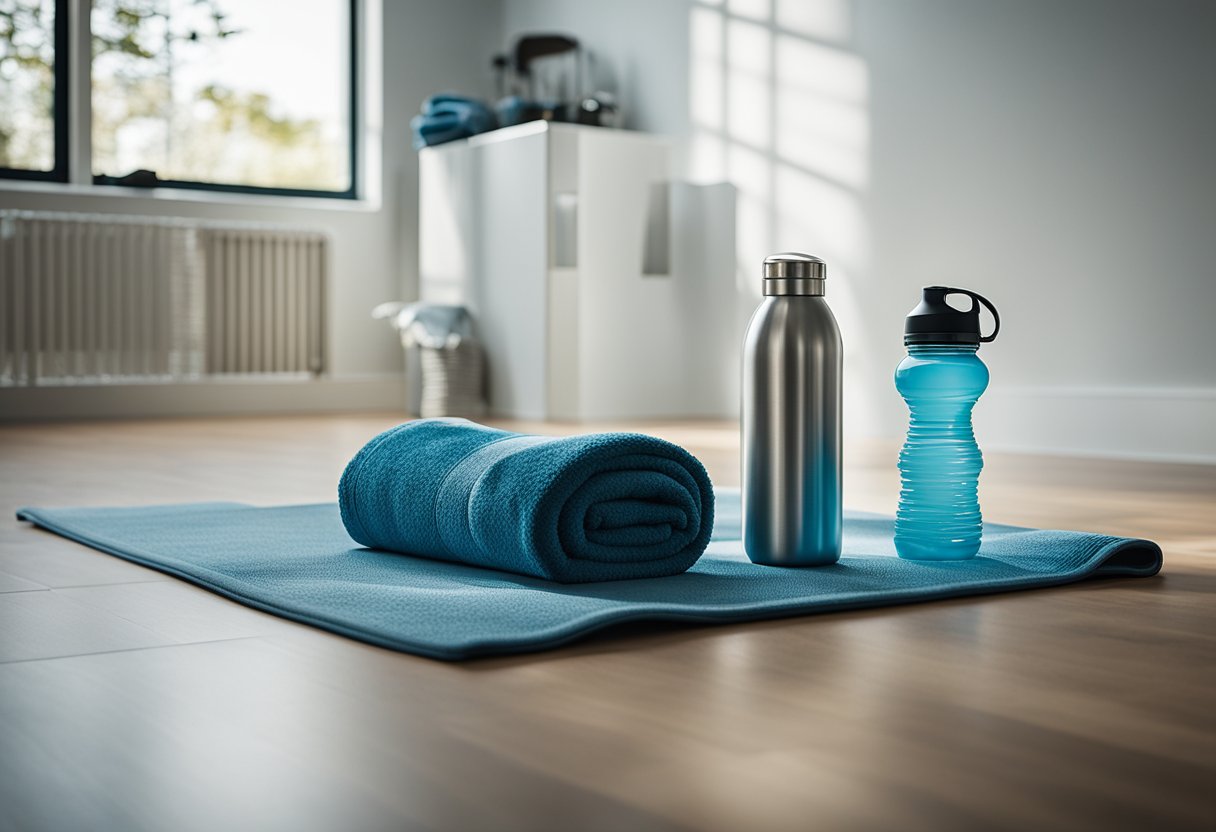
[1,415,1213,831]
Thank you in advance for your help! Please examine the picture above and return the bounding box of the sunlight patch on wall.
[689,130,727,182]
[774,35,868,104]
[725,19,772,148]
[773,36,870,191]
[775,0,852,42]
[736,194,772,298]
[691,60,726,130]
[774,164,868,273]
[691,3,725,56]
[774,90,869,188]
[728,142,773,290]
[727,0,771,23]
[686,0,883,437]
[727,74,771,149]
[690,5,725,130]
[726,17,771,75]
[727,142,771,199]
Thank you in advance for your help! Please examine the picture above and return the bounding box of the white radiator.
[0,211,327,386]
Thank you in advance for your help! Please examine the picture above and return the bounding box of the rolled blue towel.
[338,419,715,583]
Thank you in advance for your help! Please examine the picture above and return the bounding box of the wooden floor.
[1,415,1213,832]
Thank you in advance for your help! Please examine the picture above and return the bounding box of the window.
[0,0,68,181]
[1,0,357,198]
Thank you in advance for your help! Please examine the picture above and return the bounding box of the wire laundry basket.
[373,302,488,418]
[417,339,487,418]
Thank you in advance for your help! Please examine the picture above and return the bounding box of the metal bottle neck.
[764,277,825,297]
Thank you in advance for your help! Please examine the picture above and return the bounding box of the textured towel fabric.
[16,491,1161,661]
[411,94,497,149]
[337,419,716,583]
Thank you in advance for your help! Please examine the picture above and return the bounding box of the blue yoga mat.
[16,491,1161,660]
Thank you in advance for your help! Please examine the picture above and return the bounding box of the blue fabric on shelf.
[16,491,1161,661]
[411,94,497,149]
[337,419,715,583]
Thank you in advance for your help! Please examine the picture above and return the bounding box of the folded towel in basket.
[338,419,715,583]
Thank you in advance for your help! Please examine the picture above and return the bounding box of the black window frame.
[0,0,70,183]
[93,0,359,200]
[0,0,358,199]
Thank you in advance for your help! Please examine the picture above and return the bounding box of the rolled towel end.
[339,419,715,583]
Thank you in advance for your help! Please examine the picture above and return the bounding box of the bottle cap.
[763,253,825,296]
[904,286,1000,345]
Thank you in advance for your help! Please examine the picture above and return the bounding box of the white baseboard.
[0,374,408,422]
[976,386,1216,464]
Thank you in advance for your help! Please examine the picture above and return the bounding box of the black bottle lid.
[904,286,1000,345]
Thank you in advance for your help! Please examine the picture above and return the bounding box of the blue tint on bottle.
[894,344,989,560]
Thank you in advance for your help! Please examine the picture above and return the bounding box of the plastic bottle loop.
[943,287,1001,343]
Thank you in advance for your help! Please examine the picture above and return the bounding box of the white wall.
[503,0,1216,461]
[5,0,1212,459]
[1,0,501,414]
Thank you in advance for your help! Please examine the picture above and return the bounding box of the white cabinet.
[419,121,738,421]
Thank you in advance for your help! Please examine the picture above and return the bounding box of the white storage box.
[419,121,739,420]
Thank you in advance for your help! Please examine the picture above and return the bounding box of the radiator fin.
[0,211,327,386]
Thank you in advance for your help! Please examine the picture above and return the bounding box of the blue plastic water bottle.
[895,287,1000,560]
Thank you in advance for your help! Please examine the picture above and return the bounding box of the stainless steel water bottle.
[742,253,843,566]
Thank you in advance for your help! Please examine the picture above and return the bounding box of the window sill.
[0,178,380,213]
